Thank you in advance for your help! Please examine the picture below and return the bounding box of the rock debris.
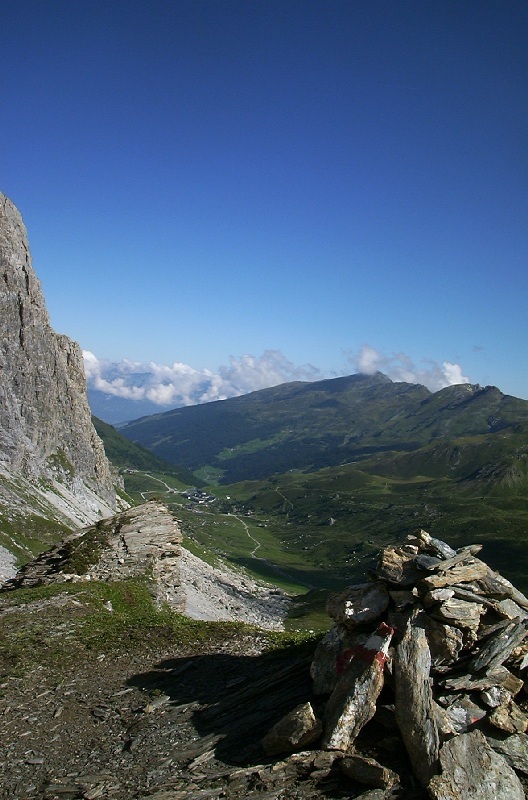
[1,525,528,799]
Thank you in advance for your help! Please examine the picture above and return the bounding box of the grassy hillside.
[111,449,527,598]
[7,382,526,640]
[118,373,427,479]
[111,374,528,593]
[92,416,203,488]
[118,373,528,484]
[206,453,528,594]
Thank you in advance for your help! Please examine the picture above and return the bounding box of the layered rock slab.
[428,730,525,800]
[1,502,184,609]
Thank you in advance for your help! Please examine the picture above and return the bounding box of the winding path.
[129,471,314,588]
[226,512,262,558]
[128,471,181,501]
[226,512,314,589]
[275,488,294,510]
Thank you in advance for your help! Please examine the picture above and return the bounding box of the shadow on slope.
[126,644,419,798]
[127,645,317,766]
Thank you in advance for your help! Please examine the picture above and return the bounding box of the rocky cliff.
[0,192,120,562]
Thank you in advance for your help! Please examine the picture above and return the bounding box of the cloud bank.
[347,345,470,391]
[84,345,471,418]
[83,349,321,408]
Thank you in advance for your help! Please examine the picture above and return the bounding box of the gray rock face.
[0,192,117,530]
[428,730,525,800]
[394,610,440,786]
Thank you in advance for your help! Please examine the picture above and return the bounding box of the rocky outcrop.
[1,502,184,607]
[0,192,119,536]
[1,501,290,628]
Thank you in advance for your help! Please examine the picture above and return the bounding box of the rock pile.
[264,529,528,798]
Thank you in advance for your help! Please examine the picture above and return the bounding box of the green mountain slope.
[208,448,528,593]
[113,374,528,593]
[119,373,528,484]
[92,417,203,487]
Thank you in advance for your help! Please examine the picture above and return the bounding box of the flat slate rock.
[487,732,528,775]
[261,702,322,756]
[376,545,422,586]
[326,581,389,627]
[394,610,439,787]
[428,730,525,800]
[340,753,398,789]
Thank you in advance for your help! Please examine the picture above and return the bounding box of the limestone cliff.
[0,192,119,549]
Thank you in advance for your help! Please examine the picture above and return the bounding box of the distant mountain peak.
[116,367,528,485]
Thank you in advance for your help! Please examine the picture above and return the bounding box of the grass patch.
[194,465,225,484]
[285,588,333,633]
[0,511,72,562]
[0,578,317,678]
[47,448,75,477]
[122,470,190,502]
[57,518,118,575]
[172,503,326,592]
[217,433,288,461]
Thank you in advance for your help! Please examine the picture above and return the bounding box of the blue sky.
[2,0,527,406]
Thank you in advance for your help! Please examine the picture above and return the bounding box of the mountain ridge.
[118,371,528,484]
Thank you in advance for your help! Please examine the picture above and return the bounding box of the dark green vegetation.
[58,517,119,575]
[0,511,71,564]
[119,373,528,484]
[216,464,528,593]
[8,517,120,582]
[112,374,528,593]
[92,416,202,486]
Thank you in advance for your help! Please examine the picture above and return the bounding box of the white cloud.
[347,345,470,392]
[84,345,471,413]
[83,349,321,408]
[441,362,470,386]
[356,344,381,375]
[218,351,320,394]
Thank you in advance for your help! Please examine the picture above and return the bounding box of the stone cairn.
[261,529,528,799]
